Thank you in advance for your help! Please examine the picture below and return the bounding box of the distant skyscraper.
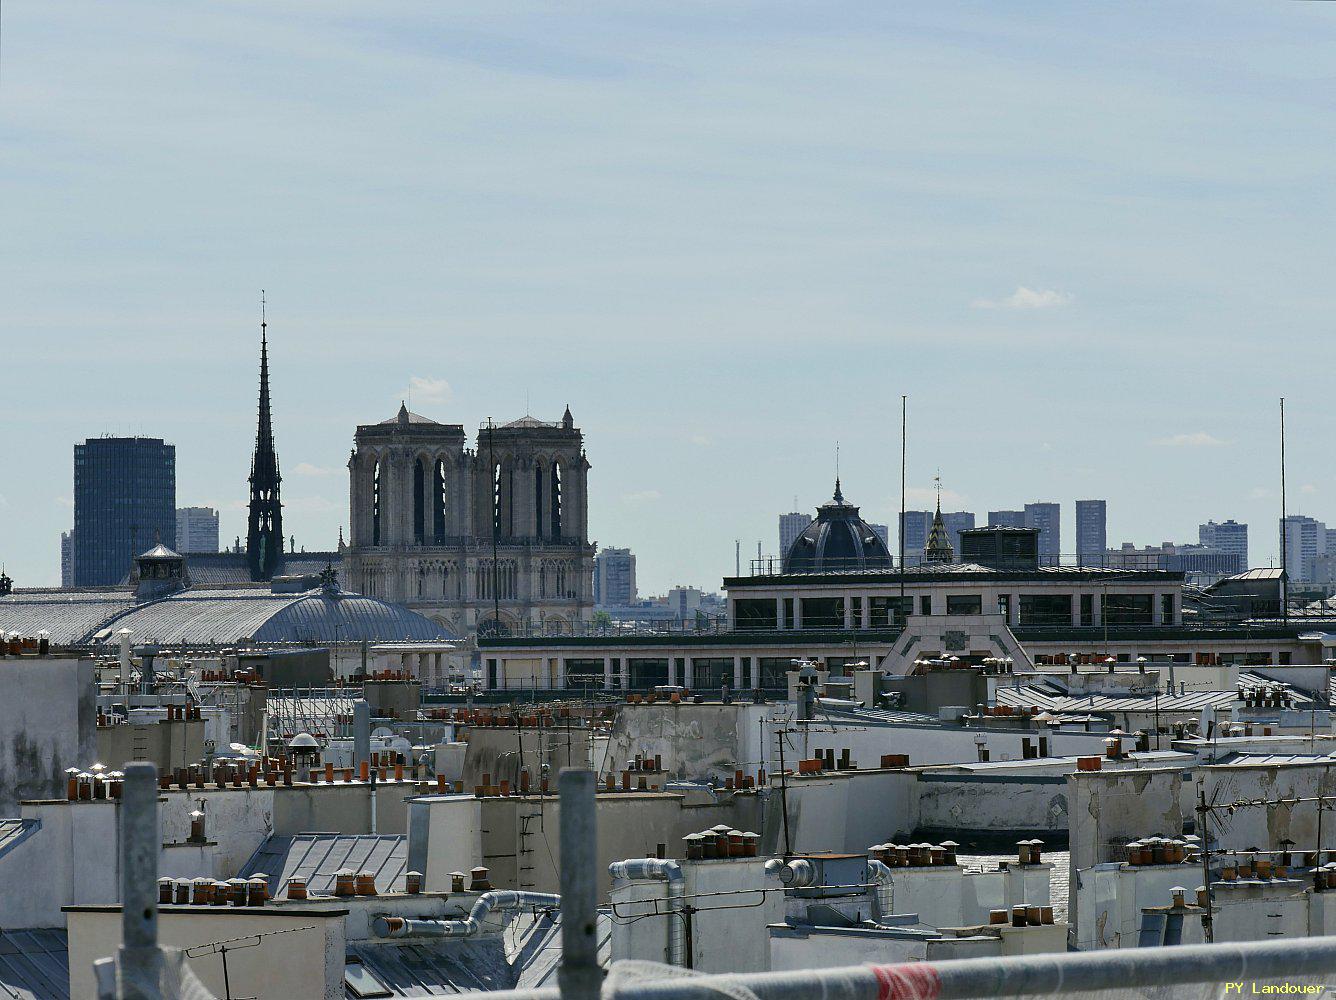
[868,523,890,550]
[1075,500,1107,566]
[73,436,176,586]
[1281,515,1326,584]
[988,510,1027,529]
[60,531,75,588]
[900,511,973,565]
[899,511,932,566]
[1199,519,1248,569]
[779,511,814,558]
[175,507,220,554]
[594,547,637,606]
[1024,502,1061,564]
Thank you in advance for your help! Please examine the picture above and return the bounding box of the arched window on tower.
[506,465,515,537]
[433,459,447,543]
[372,460,382,546]
[492,463,502,540]
[534,463,544,538]
[551,464,563,539]
[413,458,426,544]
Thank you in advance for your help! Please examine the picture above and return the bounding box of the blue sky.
[4,2,1336,591]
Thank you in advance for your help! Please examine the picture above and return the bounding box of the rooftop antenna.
[1280,397,1288,623]
[735,540,740,576]
[900,395,907,604]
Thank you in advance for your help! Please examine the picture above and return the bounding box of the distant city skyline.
[6,4,1336,593]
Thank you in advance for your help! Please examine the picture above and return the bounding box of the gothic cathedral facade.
[344,403,594,636]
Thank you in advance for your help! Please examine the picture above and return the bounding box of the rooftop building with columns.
[344,404,595,638]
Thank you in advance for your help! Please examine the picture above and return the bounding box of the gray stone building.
[344,403,594,636]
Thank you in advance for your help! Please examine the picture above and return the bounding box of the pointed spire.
[397,400,410,426]
[924,474,954,563]
[247,291,283,581]
[562,404,574,430]
[833,477,844,504]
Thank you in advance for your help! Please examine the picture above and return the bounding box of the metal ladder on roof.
[517,812,540,889]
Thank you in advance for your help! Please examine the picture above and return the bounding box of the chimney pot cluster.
[1125,837,1195,866]
[683,826,758,860]
[869,841,959,867]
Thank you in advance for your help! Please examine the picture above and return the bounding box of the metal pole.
[1197,781,1214,943]
[557,769,601,1000]
[1281,396,1288,622]
[776,729,792,858]
[899,395,906,607]
[118,761,164,998]
[482,934,1336,1000]
[488,418,500,635]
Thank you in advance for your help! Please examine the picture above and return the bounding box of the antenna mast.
[899,396,907,605]
[1280,397,1288,622]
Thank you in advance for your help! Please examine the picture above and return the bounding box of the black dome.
[783,481,893,573]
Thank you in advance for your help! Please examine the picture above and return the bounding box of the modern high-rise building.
[900,511,974,565]
[899,511,932,566]
[1281,515,1326,584]
[988,510,1027,529]
[779,511,814,558]
[1025,502,1061,565]
[868,523,890,551]
[989,505,1060,563]
[594,547,637,606]
[60,531,75,588]
[175,507,220,554]
[1199,519,1248,569]
[1075,500,1107,566]
[73,436,176,586]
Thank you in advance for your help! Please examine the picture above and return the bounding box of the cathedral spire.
[247,291,283,581]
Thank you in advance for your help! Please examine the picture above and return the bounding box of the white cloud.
[972,286,1073,310]
[295,462,338,477]
[623,490,662,503]
[401,376,453,408]
[1249,487,1274,500]
[904,486,967,507]
[1302,483,1318,495]
[1154,432,1225,448]
[690,434,712,447]
[53,496,72,509]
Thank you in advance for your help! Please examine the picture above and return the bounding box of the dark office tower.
[73,437,176,586]
[247,309,283,581]
[1075,500,1107,567]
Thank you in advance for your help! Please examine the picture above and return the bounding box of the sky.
[4,2,1336,592]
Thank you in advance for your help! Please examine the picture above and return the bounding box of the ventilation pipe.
[867,858,894,920]
[373,890,560,939]
[764,858,817,887]
[117,629,133,699]
[609,858,687,966]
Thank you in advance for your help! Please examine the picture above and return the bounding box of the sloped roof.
[132,552,341,586]
[346,912,611,996]
[240,834,407,897]
[379,407,439,425]
[138,543,181,560]
[0,929,69,1000]
[0,819,41,860]
[90,588,452,645]
[0,591,136,645]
